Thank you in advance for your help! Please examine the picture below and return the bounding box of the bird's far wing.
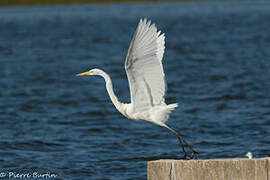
[125,18,166,113]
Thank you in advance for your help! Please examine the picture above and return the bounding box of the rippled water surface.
[0,1,270,179]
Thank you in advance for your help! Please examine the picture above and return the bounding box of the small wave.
[200,124,215,129]
[72,110,107,117]
[17,140,63,147]
[0,141,15,150]
[210,75,228,82]
[57,138,69,142]
[199,140,232,146]
[50,99,78,106]
[38,58,56,63]
[87,128,103,133]
[263,112,270,116]
[90,36,110,44]
[19,99,42,112]
[85,110,105,116]
[0,46,12,56]
[11,90,28,97]
[184,108,199,113]
[216,103,229,111]
[233,82,260,91]
[0,140,63,152]
[202,93,246,101]
[98,155,171,163]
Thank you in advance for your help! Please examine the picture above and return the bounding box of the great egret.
[77,19,198,159]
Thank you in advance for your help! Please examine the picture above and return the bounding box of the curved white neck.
[99,71,123,111]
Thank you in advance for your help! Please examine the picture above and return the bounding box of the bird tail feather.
[151,103,178,125]
[167,103,178,111]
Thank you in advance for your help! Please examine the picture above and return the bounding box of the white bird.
[245,152,253,159]
[77,19,198,159]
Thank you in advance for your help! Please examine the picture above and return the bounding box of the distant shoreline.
[0,0,244,7]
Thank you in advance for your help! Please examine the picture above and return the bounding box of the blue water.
[0,1,270,179]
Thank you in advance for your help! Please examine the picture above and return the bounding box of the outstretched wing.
[125,19,166,113]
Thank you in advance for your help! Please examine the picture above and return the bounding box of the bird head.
[76,68,103,76]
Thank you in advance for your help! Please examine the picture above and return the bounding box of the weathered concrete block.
[148,158,270,180]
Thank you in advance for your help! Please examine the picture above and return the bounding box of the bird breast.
[123,103,150,121]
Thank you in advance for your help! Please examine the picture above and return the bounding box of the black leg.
[162,124,198,159]
[177,135,187,159]
[175,131,198,159]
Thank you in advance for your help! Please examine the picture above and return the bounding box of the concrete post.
[148,158,270,180]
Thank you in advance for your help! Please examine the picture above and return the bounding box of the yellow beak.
[76,71,91,76]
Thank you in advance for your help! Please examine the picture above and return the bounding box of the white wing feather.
[125,19,166,113]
